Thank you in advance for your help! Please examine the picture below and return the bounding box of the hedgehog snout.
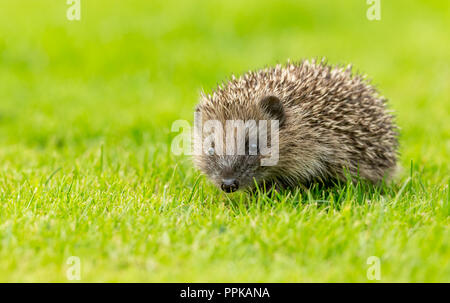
[221,178,239,193]
[212,155,261,192]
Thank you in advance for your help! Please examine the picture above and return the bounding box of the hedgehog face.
[195,95,285,192]
[202,154,263,192]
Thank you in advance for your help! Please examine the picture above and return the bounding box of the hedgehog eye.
[207,147,215,156]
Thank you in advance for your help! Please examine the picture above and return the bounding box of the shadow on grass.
[189,162,431,215]
[218,176,408,214]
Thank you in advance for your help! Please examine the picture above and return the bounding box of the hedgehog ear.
[259,95,285,126]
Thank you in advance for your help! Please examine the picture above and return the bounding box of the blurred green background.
[0,1,448,282]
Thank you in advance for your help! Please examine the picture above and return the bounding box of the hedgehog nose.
[221,179,239,193]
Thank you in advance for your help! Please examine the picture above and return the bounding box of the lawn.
[0,0,448,282]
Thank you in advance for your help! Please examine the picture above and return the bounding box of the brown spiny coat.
[194,59,398,192]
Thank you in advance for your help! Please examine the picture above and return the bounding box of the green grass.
[0,0,449,282]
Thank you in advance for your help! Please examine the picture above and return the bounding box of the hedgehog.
[194,59,398,193]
